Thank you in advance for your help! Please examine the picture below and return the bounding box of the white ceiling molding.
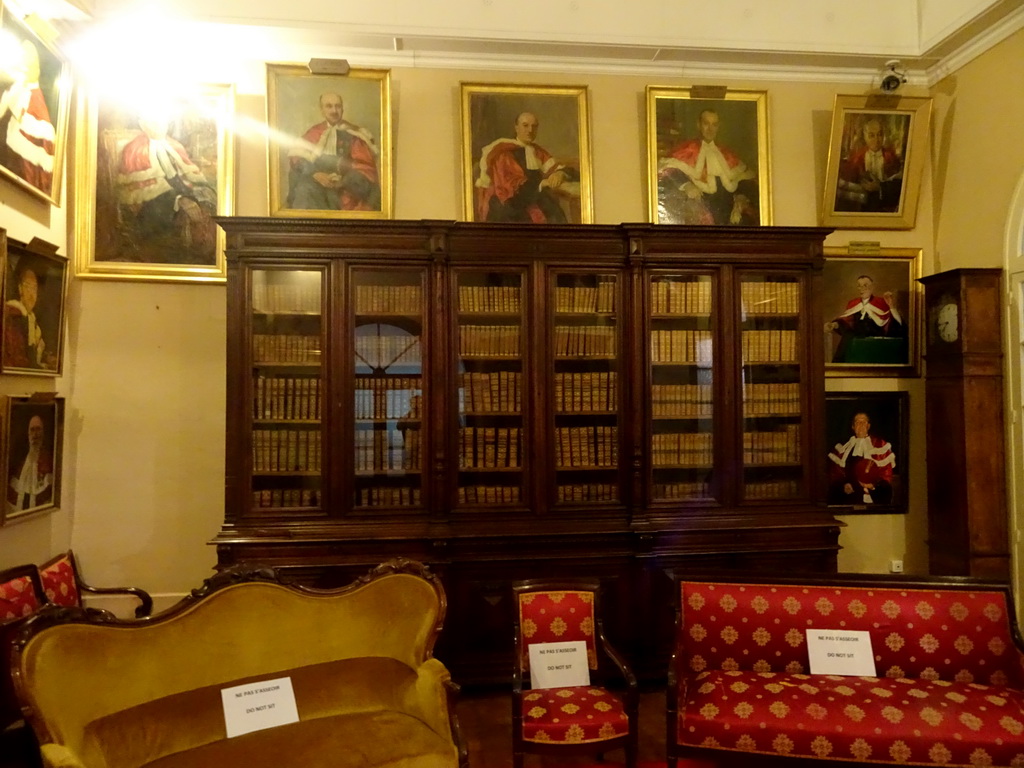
[925,2,1024,84]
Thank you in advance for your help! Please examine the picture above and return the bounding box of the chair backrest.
[514,579,600,674]
[37,551,81,608]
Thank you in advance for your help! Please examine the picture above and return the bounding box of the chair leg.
[512,750,524,768]
[625,735,638,768]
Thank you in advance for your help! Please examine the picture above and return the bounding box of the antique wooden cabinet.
[215,219,841,681]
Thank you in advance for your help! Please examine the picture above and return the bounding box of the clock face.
[936,301,959,342]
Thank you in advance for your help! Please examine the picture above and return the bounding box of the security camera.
[880,59,907,92]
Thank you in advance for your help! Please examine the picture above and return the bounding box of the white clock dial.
[936,302,958,342]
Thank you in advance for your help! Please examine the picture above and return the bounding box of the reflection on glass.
[649,274,714,502]
[739,274,803,501]
[250,269,323,512]
[352,270,425,509]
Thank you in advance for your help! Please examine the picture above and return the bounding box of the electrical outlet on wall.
[889,559,904,573]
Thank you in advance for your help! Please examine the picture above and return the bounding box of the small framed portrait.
[1,236,68,376]
[823,247,921,377]
[267,65,391,219]
[821,95,932,230]
[0,394,64,525]
[0,4,71,205]
[72,83,235,283]
[645,87,771,226]
[460,82,592,224]
[825,391,908,514]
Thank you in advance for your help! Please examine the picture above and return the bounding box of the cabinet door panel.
[738,272,805,502]
[550,270,621,505]
[250,268,325,515]
[648,272,716,503]
[351,268,427,510]
[454,269,527,508]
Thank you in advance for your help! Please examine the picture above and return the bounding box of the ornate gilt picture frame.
[823,246,922,378]
[72,83,235,282]
[646,87,771,226]
[0,394,64,525]
[0,3,70,206]
[460,82,593,224]
[821,95,932,230]
[1,236,68,376]
[267,65,391,219]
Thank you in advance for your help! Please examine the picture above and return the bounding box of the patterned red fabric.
[676,581,1024,766]
[39,555,80,608]
[522,686,630,744]
[519,590,598,670]
[0,575,40,621]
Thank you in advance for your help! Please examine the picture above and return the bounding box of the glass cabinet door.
[739,274,804,501]
[454,270,525,507]
[649,273,714,502]
[352,269,426,510]
[250,268,324,513]
[551,271,620,505]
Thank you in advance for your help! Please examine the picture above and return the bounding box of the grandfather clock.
[919,268,1009,578]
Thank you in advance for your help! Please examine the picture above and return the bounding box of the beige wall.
[3,52,980,603]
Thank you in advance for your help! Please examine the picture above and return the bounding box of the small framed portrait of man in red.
[0,395,64,525]
[460,82,592,224]
[0,235,68,376]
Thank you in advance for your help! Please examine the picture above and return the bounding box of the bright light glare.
[0,29,24,80]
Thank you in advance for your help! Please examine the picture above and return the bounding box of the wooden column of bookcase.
[216,219,841,683]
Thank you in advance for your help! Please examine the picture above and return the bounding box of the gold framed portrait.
[460,82,593,224]
[823,246,922,377]
[267,65,392,219]
[0,394,64,525]
[1,235,68,376]
[821,95,932,230]
[646,87,771,226]
[72,83,235,282]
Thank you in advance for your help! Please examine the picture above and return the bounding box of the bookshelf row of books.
[745,480,801,499]
[457,485,521,504]
[459,325,521,357]
[459,427,521,468]
[554,281,616,314]
[354,335,422,367]
[741,330,798,363]
[553,325,616,357]
[556,484,618,502]
[652,431,713,467]
[743,382,801,416]
[252,488,320,509]
[354,378,422,420]
[355,284,423,314]
[458,285,521,313]
[653,481,711,500]
[650,330,713,363]
[740,281,801,315]
[253,334,322,364]
[650,278,712,316]
[555,426,619,468]
[252,281,321,314]
[356,487,422,507]
[254,375,322,421]
[459,371,521,413]
[651,384,713,418]
[355,429,421,472]
[253,429,322,472]
[743,425,801,464]
[554,372,617,413]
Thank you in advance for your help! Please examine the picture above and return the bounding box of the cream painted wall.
[4,59,946,603]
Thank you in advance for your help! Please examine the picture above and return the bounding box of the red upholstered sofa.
[669,575,1024,767]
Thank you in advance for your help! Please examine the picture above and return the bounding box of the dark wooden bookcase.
[216,219,841,681]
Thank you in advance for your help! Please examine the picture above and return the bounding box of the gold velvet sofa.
[11,558,467,768]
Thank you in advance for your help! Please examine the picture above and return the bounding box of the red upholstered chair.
[1,564,46,731]
[38,550,153,619]
[512,578,638,768]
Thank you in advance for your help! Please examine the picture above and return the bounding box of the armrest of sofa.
[407,657,457,738]
[39,743,88,768]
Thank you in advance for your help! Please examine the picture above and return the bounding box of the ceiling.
[41,0,1024,85]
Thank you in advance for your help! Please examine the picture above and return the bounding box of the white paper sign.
[220,677,300,738]
[529,641,590,690]
[806,629,876,676]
